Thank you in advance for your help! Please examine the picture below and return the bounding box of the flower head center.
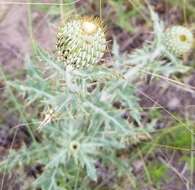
[70,141,80,153]
[179,34,187,42]
[81,21,97,34]
[73,144,78,150]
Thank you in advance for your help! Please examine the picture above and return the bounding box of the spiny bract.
[163,26,194,57]
[57,16,107,68]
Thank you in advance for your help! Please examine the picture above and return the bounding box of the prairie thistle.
[57,16,107,68]
[1,8,192,190]
[163,26,194,57]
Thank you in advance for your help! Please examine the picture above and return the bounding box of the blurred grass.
[138,109,195,188]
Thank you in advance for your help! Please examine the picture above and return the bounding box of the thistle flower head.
[57,16,107,68]
[163,26,194,56]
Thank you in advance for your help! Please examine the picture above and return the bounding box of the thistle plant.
[0,8,193,190]
[122,7,193,81]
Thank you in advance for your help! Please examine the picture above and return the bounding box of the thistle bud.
[163,26,194,57]
[57,16,107,68]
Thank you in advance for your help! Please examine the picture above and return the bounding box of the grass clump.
[148,161,168,186]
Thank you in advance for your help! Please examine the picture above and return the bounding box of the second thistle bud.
[57,16,107,68]
[163,26,194,57]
